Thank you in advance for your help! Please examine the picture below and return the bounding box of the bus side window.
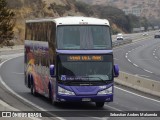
[26,23,32,40]
[49,22,56,66]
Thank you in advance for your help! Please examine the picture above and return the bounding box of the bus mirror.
[114,64,119,77]
[50,65,55,77]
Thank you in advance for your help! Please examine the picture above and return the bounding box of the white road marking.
[125,53,128,58]
[127,59,131,62]
[153,53,155,56]
[135,74,150,78]
[135,59,152,61]
[125,52,153,74]
[133,64,138,67]
[143,69,153,73]
[114,58,119,60]
[12,72,24,75]
[104,104,122,111]
[90,117,109,120]
[155,56,158,59]
[115,86,160,103]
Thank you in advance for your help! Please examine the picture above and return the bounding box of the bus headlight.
[97,86,112,95]
[58,86,75,95]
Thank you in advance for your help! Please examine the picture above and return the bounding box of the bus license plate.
[82,98,91,101]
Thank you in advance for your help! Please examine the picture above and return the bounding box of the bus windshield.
[57,55,113,82]
[57,25,112,50]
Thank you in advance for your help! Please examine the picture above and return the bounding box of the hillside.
[6,0,82,44]
[78,0,160,21]
[5,0,143,45]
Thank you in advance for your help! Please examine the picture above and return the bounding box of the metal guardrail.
[112,39,132,47]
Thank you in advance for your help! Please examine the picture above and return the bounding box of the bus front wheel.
[96,102,104,108]
[49,89,53,104]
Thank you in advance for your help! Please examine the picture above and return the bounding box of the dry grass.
[79,0,160,20]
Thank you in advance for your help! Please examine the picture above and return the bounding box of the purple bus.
[24,16,119,108]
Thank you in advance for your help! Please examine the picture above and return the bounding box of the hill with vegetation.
[1,0,151,45]
[78,0,160,25]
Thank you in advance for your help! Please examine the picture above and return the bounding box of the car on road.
[154,33,160,38]
[116,33,123,40]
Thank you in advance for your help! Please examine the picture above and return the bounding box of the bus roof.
[26,16,110,26]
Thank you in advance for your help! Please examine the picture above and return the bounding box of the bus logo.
[61,75,66,81]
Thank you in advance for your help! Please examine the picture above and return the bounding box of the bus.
[24,16,119,108]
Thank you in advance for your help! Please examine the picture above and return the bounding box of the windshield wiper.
[84,76,107,84]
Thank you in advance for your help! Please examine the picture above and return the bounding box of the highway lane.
[126,39,160,76]
[155,45,160,61]
[112,30,158,42]
[1,56,160,120]
[113,37,160,81]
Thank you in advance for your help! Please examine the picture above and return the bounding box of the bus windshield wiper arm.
[86,76,107,83]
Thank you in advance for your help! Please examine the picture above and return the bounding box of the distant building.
[148,26,153,30]
[154,26,159,30]
[123,6,142,17]
[123,9,132,15]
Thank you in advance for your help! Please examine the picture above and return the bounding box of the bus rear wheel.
[31,83,37,96]
[96,102,104,108]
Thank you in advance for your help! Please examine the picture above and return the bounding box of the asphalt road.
[1,55,160,120]
[113,37,160,81]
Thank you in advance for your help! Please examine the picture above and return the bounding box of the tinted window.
[57,25,112,50]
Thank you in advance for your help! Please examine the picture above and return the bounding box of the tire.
[96,102,104,108]
[49,88,53,104]
[31,83,37,96]
[49,88,58,105]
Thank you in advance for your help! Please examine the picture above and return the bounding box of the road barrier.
[115,71,160,97]
[0,45,23,52]
[112,39,132,47]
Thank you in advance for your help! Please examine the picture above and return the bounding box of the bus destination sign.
[67,55,103,61]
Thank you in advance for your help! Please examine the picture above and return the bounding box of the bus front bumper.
[56,94,113,102]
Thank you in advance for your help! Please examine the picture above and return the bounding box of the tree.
[0,0,15,45]
[48,3,71,16]
[75,1,93,16]
[96,5,130,32]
